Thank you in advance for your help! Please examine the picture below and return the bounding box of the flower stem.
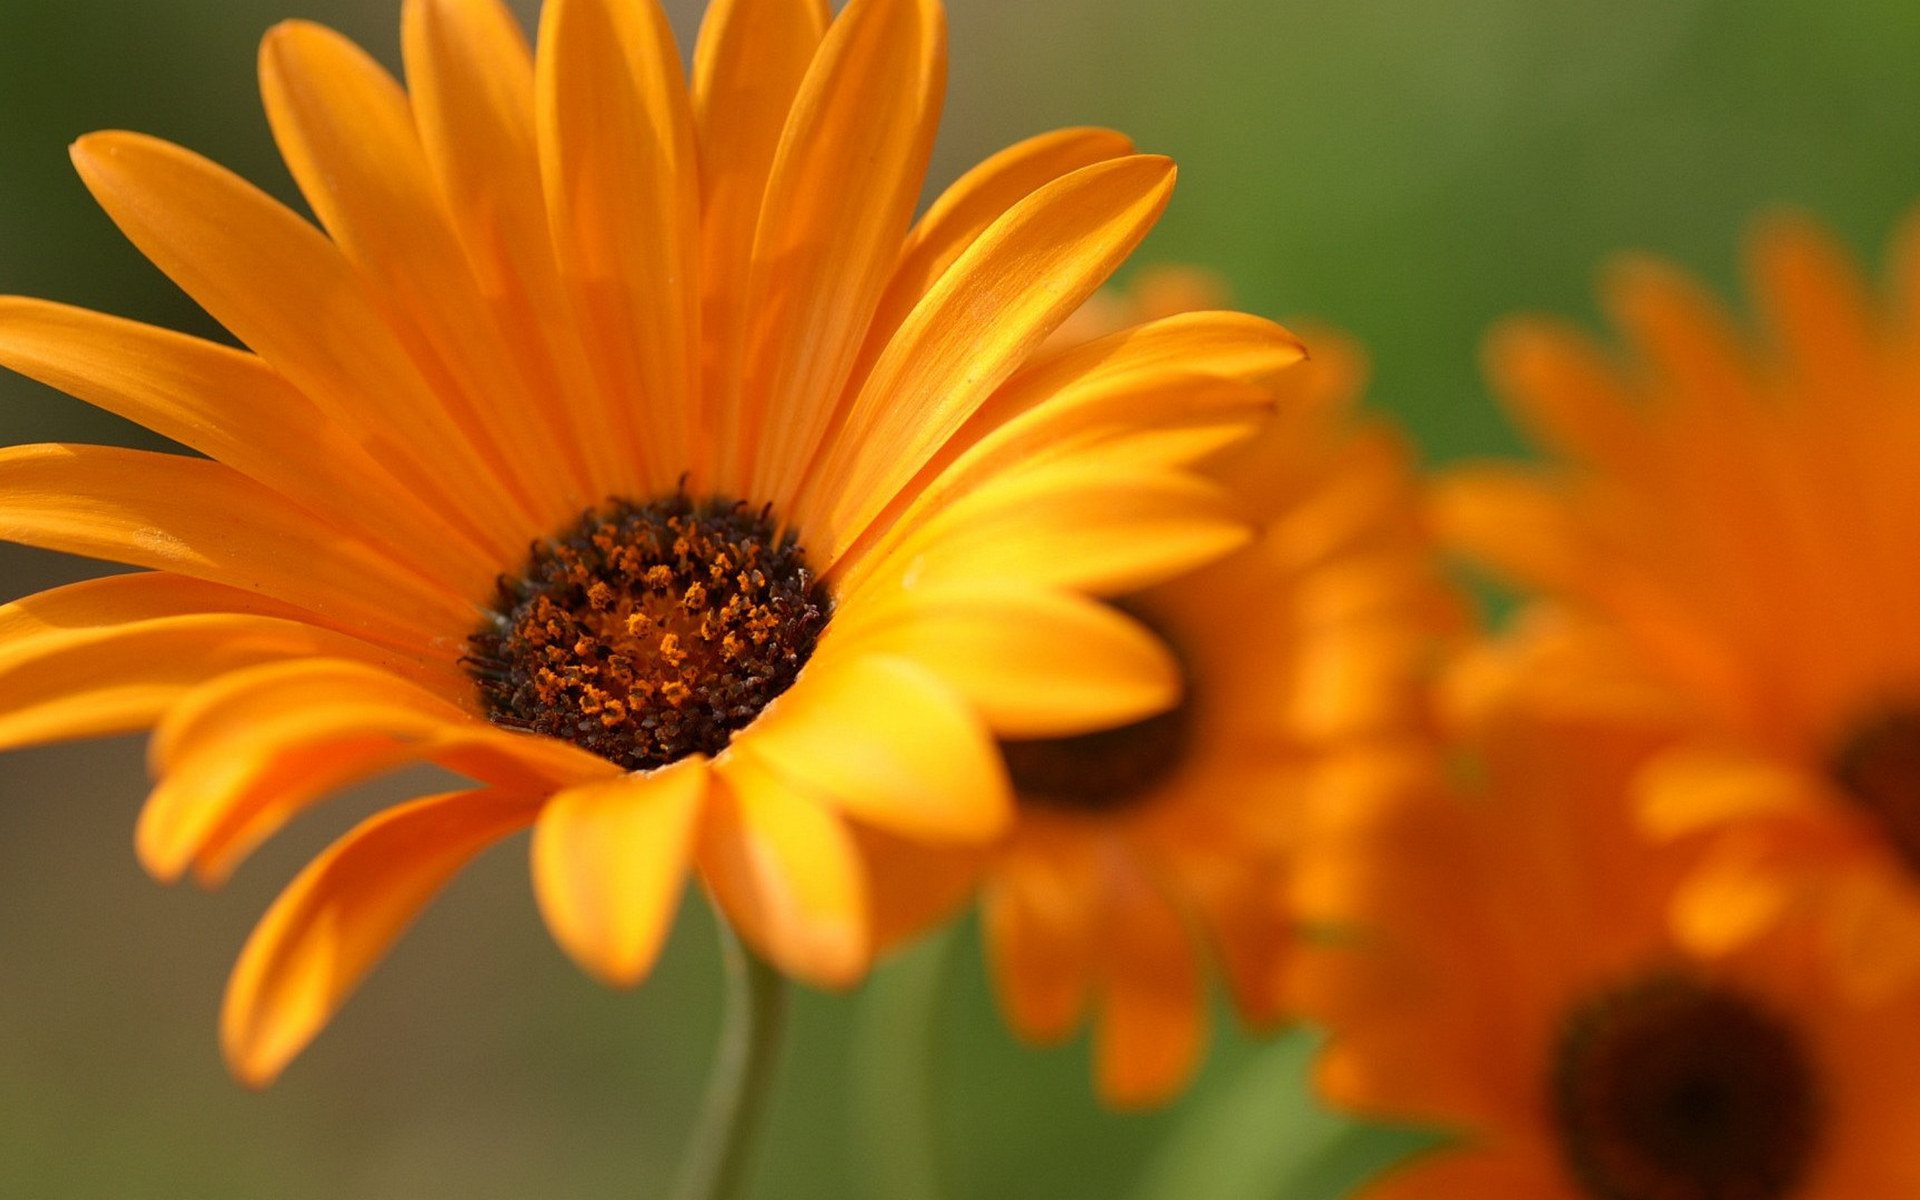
[668,916,788,1200]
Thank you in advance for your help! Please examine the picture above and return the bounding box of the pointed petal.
[848,460,1251,599]
[531,758,707,987]
[536,0,701,494]
[701,753,870,987]
[260,18,577,518]
[222,788,540,1087]
[859,126,1136,368]
[691,0,830,492]
[834,370,1272,584]
[1483,316,1648,471]
[0,443,474,647]
[733,651,1008,842]
[0,297,496,592]
[1428,462,1586,594]
[983,309,1307,435]
[807,155,1178,555]
[0,610,456,754]
[737,0,945,505]
[827,582,1179,737]
[70,131,534,560]
[982,842,1100,1042]
[1094,868,1205,1108]
[402,0,609,498]
[140,658,613,884]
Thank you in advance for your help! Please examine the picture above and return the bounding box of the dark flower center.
[1551,972,1822,1200]
[1829,704,1920,874]
[998,676,1193,815]
[468,495,830,771]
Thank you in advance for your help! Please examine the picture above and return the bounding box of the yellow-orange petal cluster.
[1434,214,1920,999]
[0,0,1305,1085]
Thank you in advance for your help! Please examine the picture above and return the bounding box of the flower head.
[893,301,1460,1106]
[1293,677,1920,1200]
[0,0,1303,1085]
[1434,215,1920,1000]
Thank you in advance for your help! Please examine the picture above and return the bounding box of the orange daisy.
[1435,214,1920,999]
[0,0,1304,1085]
[913,305,1461,1106]
[1293,667,1920,1200]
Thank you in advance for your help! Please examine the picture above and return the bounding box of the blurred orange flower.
[889,291,1461,1106]
[1293,674,1920,1200]
[1436,216,1920,1000]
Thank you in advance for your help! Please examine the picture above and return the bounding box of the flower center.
[1551,972,1821,1200]
[998,697,1193,814]
[468,495,830,771]
[1829,704,1920,874]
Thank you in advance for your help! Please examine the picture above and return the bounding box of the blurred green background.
[3,0,1919,1197]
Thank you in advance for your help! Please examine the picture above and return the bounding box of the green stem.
[668,917,789,1200]
[848,928,956,1200]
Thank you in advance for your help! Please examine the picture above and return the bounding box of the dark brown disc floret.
[1829,703,1920,875]
[1551,971,1822,1200]
[467,495,830,772]
[999,689,1194,815]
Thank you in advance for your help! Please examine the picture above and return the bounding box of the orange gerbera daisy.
[1292,668,1920,1200]
[1435,214,1920,999]
[918,307,1460,1106]
[0,0,1303,1085]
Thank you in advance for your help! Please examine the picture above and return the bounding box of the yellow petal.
[141,658,613,884]
[701,753,871,987]
[852,460,1251,599]
[1602,254,1757,425]
[985,309,1308,433]
[70,131,534,561]
[855,822,984,953]
[1483,315,1647,471]
[809,154,1179,555]
[981,844,1099,1043]
[0,297,497,593]
[0,571,307,636]
[860,126,1136,367]
[401,0,610,498]
[0,609,457,754]
[827,582,1179,737]
[691,0,830,493]
[532,758,708,987]
[737,0,945,505]
[1671,833,1800,955]
[1749,214,1876,390]
[260,18,577,518]
[1428,462,1586,594]
[222,788,540,1087]
[834,370,1270,583]
[736,652,1009,842]
[1094,867,1205,1108]
[0,443,474,647]
[1636,744,1816,838]
[536,0,701,494]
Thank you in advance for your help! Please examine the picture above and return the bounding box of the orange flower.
[1293,675,1920,1200]
[0,0,1304,1085]
[1436,214,1920,999]
[892,305,1460,1106]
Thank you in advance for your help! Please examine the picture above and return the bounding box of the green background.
[2,0,1917,1196]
